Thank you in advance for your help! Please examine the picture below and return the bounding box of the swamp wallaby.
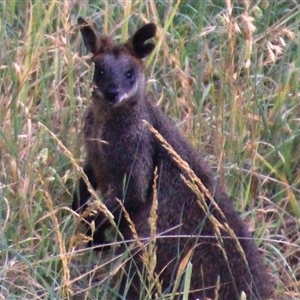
[72,18,274,300]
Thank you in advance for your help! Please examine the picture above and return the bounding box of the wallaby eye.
[94,68,105,84]
[95,66,105,77]
[126,70,134,81]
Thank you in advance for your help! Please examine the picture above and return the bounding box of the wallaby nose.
[105,86,119,102]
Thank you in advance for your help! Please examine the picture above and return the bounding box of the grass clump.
[0,0,300,299]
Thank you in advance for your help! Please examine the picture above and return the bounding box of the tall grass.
[0,0,300,299]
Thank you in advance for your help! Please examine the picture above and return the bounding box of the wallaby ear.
[131,23,157,59]
[78,17,99,54]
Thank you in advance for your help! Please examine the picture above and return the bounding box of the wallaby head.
[78,18,156,107]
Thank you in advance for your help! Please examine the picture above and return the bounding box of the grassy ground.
[1,0,300,299]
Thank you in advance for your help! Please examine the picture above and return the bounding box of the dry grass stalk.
[116,196,162,298]
[38,122,116,228]
[143,120,249,271]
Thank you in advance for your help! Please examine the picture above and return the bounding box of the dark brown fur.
[72,18,274,300]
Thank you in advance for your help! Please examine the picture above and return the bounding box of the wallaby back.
[73,18,274,300]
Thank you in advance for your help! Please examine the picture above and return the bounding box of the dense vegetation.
[1,0,299,299]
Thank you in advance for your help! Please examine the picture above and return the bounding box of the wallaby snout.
[105,85,119,102]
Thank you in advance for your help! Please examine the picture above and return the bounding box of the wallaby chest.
[83,102,152,188]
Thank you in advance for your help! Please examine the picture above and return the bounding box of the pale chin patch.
[93,81,139,107]
[117,93,129,103]
[115,82,139,106]
[117,82,138,104]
